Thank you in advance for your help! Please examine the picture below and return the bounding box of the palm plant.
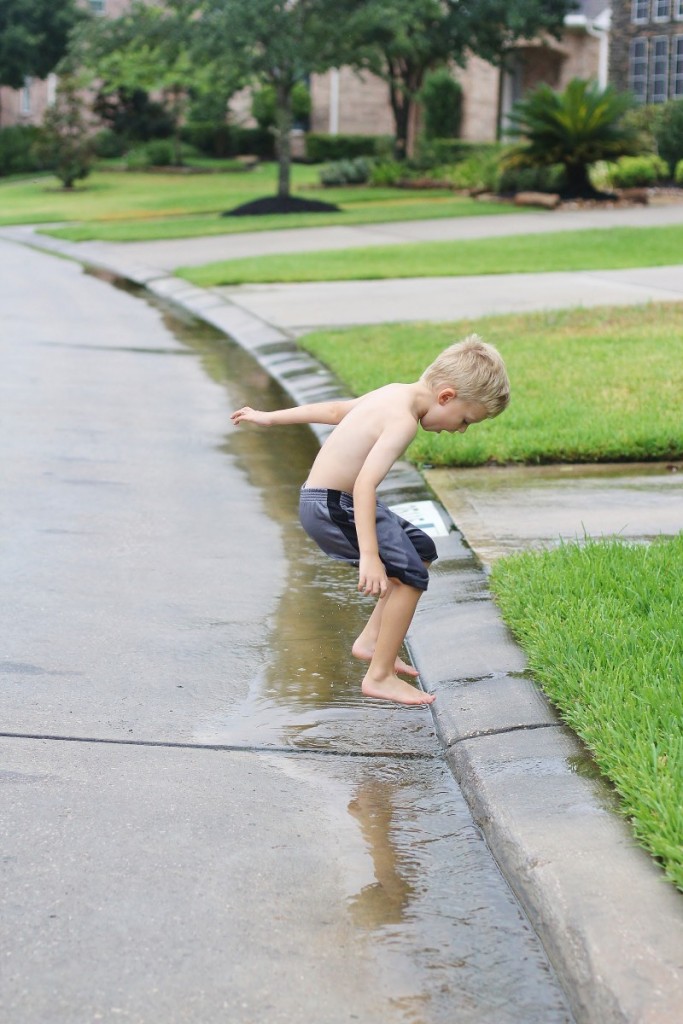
[504,78,641,198]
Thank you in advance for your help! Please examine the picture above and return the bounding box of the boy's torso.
[304,383,419,493]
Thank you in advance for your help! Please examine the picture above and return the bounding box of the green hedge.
[497,162,567,194]
[306,133,393,162]
[180,122,276,159]
[0,125,46,176]
[608,154,669,188]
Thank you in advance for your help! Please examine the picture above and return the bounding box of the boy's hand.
[358,555,388,598]
[231,406,272,427]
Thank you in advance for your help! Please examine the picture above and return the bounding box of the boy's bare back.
[305,383,420,493]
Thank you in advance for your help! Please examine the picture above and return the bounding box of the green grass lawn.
[490,534,683,891]
[178,224,683,286]
[299,303,683,466]
[0,164,520,241]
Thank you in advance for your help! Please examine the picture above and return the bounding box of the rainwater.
[136,291,574,1023]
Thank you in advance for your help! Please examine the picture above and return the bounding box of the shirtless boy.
[231,334,510,707]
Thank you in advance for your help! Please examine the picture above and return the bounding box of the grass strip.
[0,166,519,241]
[299,303,683,466]
[490,535,683,891]
[179,224,683,286]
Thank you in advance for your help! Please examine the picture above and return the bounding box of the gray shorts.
[299,487,437,592]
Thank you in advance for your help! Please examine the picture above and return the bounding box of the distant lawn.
[299,303,683,466]
[0,165,521,241]
[179,224,683,286]
[491,534,683,891]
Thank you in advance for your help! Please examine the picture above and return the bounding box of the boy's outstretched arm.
[231,398,360,428]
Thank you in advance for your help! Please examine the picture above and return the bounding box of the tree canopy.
[0,0,82,90]
[347,0,576,154]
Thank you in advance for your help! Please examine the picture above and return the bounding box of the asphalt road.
[0,240,573,1023]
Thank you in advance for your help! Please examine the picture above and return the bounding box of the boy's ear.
[438,387,456,405]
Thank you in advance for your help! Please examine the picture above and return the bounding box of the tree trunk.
[275,83,293,199]
[389,80,410,161]
[564,161,592,198]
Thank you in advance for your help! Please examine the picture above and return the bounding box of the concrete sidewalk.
[5,221,683,1022]
[35,199,683,270]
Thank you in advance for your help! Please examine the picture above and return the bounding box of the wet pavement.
[1,239,575,1022]
[425,462,683,566]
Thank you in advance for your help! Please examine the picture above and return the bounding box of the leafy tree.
[0,0,81,90]
[347,0,574,158]
[252,82,311,131]
[93,87,175,144]
[504,78,640,197]
[199,0,360,198]
[34,72,93,188]
[73,0,235,165]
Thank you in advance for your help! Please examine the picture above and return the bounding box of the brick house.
[610,0,683,103]
[0,0,130,128]
[310,1,612,145]
[3,1,651,147]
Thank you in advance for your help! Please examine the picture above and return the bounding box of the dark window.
[629,38,649,101]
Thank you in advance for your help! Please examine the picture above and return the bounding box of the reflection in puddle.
[347,776,415,928]
[142,296,574,1023]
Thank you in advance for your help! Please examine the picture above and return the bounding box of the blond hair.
[421,334,510,418]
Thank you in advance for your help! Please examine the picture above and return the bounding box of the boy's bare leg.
[361,580,435,705]
[352,580,418,677]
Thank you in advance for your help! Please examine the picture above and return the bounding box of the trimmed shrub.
[180,121,233,157]
[607,154,669,188]
[369,160,405,186]
[497,163,567,194]
[0,125,44,176]
[92,129,128,159]
[675,158,683,186]
[654,99,683,174]
[445,150,502,191]
[421,68,463,139]
[306,133,393,162]
[319,156,373,186]
[234,126,276,159]
[144,139,175,166]
[413,138,501,170]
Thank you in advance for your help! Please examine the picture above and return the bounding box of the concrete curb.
[7,226,683,1023]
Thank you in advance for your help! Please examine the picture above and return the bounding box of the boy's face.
[421,390,488,434]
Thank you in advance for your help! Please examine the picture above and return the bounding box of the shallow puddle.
[426,461,683,565]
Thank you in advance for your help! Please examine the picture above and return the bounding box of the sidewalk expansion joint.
[445,721,564,748]
[0,730,439,761]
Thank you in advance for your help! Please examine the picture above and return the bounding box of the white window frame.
[653,0,671,21]
[629,37,649,101]
[89,0,106,14]
[650,35,670,101]
[672,34,683,96]
[675,0,683,20]
[20,77,32,115]
[46,73,57,107]
[632,0,650,24]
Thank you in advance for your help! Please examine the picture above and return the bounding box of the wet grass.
[178,224,683,285]
[0,165,518,241]
[299,303,683,466]
[490,534,683,891]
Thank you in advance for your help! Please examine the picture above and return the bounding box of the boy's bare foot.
[352,642,419,677]
[361,671,435,706]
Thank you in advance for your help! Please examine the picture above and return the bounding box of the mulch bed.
[223,195,340,217]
